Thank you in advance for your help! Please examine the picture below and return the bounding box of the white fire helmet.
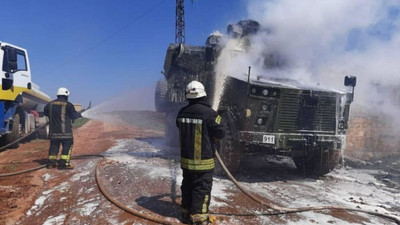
[57,87,70,96]
[185,81,207,99]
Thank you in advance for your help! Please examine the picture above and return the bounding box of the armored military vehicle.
[155,20,356,176]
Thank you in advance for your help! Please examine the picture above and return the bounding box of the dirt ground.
[0,111,399,225]
[0,119,162,225]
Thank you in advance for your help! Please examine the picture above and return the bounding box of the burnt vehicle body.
[156,20,356,176]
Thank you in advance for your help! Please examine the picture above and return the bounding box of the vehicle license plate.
[262,135,275,144]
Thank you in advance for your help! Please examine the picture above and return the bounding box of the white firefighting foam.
[21,135,399,224]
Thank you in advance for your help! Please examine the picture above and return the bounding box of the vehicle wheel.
[37,123,49,139]
[155,79,168,113]
[165,111,179,147]
[316,149,340,175]
[215,111,242,177]
[293,149,339,176]
[0,114,21,149]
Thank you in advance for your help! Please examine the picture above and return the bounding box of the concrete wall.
[346,115,400,160]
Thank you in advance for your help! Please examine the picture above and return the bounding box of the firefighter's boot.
[47,155,58,169]
[58,159,74,170]
[190,219,210,225]
[209,215,216,224]
[180,207,190,224]
[190,215,210,225]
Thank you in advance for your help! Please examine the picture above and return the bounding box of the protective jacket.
[44,96,81,140]
[176,98,225,172]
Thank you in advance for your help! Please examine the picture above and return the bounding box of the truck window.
[16,50,27,71]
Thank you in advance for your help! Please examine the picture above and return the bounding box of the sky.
[0,0,247,107]
[1,0,400,119]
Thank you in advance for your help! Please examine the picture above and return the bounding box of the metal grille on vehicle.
[276,90,337,133]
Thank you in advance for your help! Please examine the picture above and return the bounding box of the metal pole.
[175,0,185,44]
[247,66,251,96]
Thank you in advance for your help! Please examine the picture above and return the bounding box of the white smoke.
[214,0,400,121]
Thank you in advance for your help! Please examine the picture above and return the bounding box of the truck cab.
[0,41,50,148]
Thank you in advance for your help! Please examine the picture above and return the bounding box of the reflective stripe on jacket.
[44,96,81,140]
[176,98,225,172]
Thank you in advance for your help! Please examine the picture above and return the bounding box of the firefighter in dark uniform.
[176,81,225,225]
[44,87,82,169]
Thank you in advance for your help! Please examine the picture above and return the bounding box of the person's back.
[46,95,80,139]
[44,87,81,169]
[177,98,224,171]
[176,81,225,225]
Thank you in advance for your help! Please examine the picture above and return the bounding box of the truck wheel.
[293,149,339,176]
[37,124,49,139]
[0,114,21,149]
[316,149,340,175]
[155,79,168,113]
[165,112,179,147]
[215,111,242,177]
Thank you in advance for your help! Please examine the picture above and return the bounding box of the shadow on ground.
[136,193,186,223]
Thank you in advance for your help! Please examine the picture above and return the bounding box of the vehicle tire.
[215,111,242,177]
[37,123,49,139]
[293,149,339,176]
[165,111,179,147]
[155,79,168,113]
[0,114,21,149]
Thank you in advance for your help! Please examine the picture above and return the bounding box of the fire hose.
[0,123,50,177]
[0,126,399,224]
[0,122,100,177]
[0,154,103,178]
[214,151,400,224]
[0,123,49,152]
[58,153,400,225]
[0,103,91,152]
[94,159,181,225]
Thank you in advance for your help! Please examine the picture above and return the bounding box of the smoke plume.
[215,0,400,122]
